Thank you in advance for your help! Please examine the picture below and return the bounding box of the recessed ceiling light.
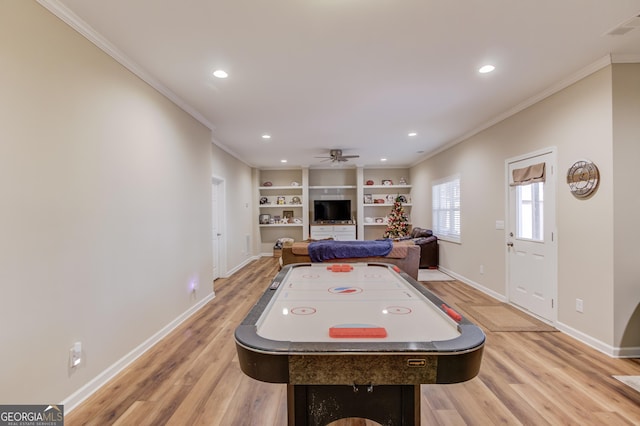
[380,158,387,162]
[280,159,287,163]
[478,65,495,74]
[408,132,417,137]
[262,134,271,140]
[213,70,228,78]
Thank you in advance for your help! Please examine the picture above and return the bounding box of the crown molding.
[36,0,216,132]
[210,135,254,168]
[412,55,614,166]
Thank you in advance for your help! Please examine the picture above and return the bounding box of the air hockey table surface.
[235,262,485,425]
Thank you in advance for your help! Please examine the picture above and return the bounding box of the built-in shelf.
[259,185,302,190]
[364,203,413,207]
[363,185,412,190]
[308,185,357,189]
[258,167,412,248]
[259,224,304,228]
[259,204,303,208]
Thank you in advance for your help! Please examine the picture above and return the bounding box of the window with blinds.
[432,175,461,243]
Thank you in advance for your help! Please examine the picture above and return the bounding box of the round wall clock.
[566,160,599,199]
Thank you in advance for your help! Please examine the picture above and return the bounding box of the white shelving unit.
[258,170,308,253]
[256,167,412,249]
[358,169,413,240]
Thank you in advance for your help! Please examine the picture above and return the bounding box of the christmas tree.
[383,196,410,238]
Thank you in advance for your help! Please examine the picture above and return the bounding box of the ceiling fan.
[315,149,360,163]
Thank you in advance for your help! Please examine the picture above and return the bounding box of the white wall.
[410,66,632,351]
[0,1,213,403]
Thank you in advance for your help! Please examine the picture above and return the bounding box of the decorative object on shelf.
[273,215,281,223]
[566,160,599,199]
[365,217,374,223]
[397,195,407,203]
[260,196,269,205]
[290,196,302,204]
[382,179,393,186]
[283,210,294,219]
[374,198,385,204]
[375,217,384,223]
[366,180,374,185]
[259,214,271,224]
[364,194,373,204]
[399,177,407,185]
[385,194,395,204]
[263,181,273,186]
[276,196,286,205]
[291,181,300,186]
[383,196,410,238]
[281,216,289,224]
[293,218,303,224]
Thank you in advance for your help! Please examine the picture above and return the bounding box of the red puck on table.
[329,324,387,338]
[327,264,353,272]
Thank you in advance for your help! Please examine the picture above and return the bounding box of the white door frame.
[212,176,227,281]
[505,147,558,323]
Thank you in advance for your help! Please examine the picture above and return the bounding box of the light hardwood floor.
[66,257,640,425]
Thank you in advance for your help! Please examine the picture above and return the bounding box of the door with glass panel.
[507,150,557,322]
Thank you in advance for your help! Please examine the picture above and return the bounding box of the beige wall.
[612,63,640,348]
[410,66,636,351]
[1,1,214,403]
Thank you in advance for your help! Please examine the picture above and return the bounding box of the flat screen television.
[313,200,352,223]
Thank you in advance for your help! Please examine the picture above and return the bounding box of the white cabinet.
[310,224,356,241]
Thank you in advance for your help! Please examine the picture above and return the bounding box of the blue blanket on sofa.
[307,239,393,262]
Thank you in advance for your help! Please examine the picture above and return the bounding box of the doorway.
[506,148,557,322]
[212,176,226,281]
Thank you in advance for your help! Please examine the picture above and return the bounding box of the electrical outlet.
[69,342,82,368]
[576,298,584,313]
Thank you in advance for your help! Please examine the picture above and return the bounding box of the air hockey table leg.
[287,383,420,425]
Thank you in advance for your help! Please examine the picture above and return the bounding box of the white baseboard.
[556,321,640,358]
[62,291,216,413]
[439,267,640,359]
[437,267,508,303]
[223,255,260,277]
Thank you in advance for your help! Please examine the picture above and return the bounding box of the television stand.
[310,223,356,240]
[314,220,354,225]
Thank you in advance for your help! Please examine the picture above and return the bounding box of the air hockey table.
[235,263,485,425]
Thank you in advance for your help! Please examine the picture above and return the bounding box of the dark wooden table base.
[288,384,420,425]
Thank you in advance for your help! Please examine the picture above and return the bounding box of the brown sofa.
[281,241,420,280]
[404,227,439,268]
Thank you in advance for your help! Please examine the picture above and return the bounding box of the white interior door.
[211,177,225,281]
[507,150,557,322]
